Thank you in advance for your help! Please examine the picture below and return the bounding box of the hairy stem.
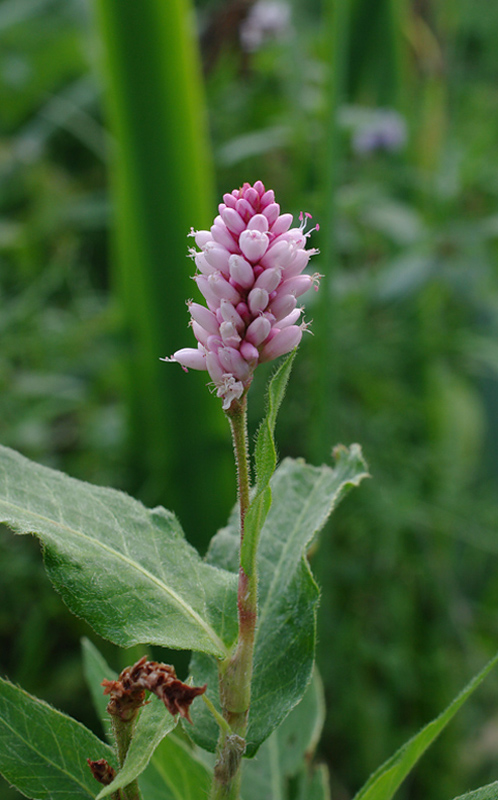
[110,714,142,800]
[210,396,257,799]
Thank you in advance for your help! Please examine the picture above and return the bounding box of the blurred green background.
[2,0,498,798]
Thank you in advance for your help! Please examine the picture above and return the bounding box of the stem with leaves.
[209,354,296,798]
[209,395,255,798]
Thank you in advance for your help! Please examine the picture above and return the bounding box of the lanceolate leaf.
[296,764,331,800]
[81,638,116,743]
[241,351,295,575]
[189,446,369,755]
[139,735,211,800]
[0,445,237,657]
[240,669,327,800]
[451,783,498,800]
[353,651,498,800]
[0,677,115,800]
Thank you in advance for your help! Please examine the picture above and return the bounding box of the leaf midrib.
[0,498,227,657]
[1,701,100,797]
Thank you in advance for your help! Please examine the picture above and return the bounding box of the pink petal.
[172,348,207,371]
[259,326,302,362]
[239,229,270,262]
[245,316,272,346]
[248,287,269,314]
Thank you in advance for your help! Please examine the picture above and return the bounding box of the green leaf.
[275,668,326,777]
[81,638,116,743]
[139,735,211,800]
[0,445,237,657]
[240,669,327,799]
[241,351,295,575]
[254,350,295,489]
[0,676,115,800]
[353,651,498,800]
[451,782,498,800]
[295,764,331,800]
[189,447,369,755]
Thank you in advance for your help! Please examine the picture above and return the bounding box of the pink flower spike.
[165,181,319,409]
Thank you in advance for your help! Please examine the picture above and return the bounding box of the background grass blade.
[93,0,233,538]
[353,651,498,800]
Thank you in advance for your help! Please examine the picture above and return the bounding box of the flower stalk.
[210,397,259,798]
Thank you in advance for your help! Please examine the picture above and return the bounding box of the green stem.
[210,395,256,799]
[110,715,142,800]
[227,396,251,537]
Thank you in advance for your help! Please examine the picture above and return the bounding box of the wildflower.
[163,181,320,410]
[239,1,291,53]
[352,109,407,156]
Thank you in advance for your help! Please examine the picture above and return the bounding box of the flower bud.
[239,229,270,262]
[259,325,303,362]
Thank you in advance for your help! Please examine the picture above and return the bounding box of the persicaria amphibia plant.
[2,181,492,800]
[165,180,320,408]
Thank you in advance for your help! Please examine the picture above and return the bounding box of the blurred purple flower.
[352,110,407,156]
[239,1,291,53]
